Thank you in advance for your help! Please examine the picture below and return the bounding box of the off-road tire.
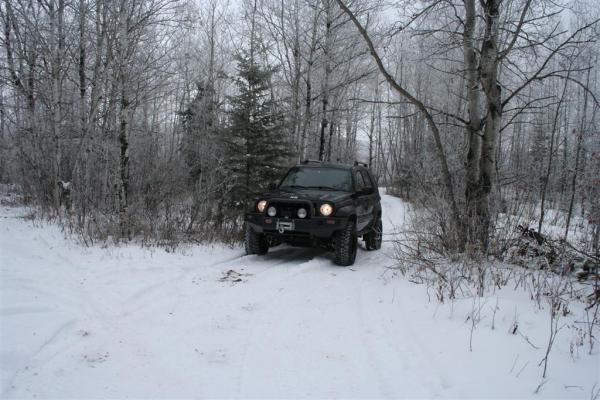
[245,224,268,255]
[365,218,382,250]
[334,221,357,266]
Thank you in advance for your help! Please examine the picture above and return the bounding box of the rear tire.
[365,218,382,250]
[334,221,357,266]
[245,224,268,255]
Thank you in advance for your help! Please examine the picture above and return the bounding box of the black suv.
[244,160,382,266]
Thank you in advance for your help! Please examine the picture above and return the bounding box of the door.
[354,170,371,232]
[359,169,376,227]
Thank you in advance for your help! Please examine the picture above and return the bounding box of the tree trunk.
[564,66,590,239]
[117,0,131,239]
[538,68,571,233]
[368,77,379,167]
[326,110,335,161]
[299,4,320,161]
[476,0,502,249]
[318,0,332,161]
[50,0,65,213]
[290,0,302,152]
[463,0,483,243]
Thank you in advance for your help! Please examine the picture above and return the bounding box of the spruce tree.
[178,82,226,232]
[179,82,216,184]
[223,52,290,211]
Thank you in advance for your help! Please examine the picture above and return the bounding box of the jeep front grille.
[269,201,313,219]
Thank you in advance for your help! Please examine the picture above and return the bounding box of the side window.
[360,170,373,190]
[354,171,366,191]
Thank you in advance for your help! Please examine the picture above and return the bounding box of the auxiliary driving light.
[319,203,333,216]
[297,208,307,219]
[267,206,277,217]
[257,200,267,212]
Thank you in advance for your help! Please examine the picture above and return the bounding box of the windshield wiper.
[280,185,308,189]
[306,186,343,191]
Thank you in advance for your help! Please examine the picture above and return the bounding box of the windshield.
[279,167,353,192]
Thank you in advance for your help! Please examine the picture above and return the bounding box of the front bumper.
[245,212,348,240]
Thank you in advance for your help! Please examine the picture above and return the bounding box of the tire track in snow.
[84,252,247,318]
[233,253,327,397]
[350,192,451,397]
[354,269,451,398]
[2,191,419,398]
[376,192,452,396]
[2,318,77,398]
[231,191,410,397]
[3,254,105,396]
[394,289,452,395]
[354,288,394,398]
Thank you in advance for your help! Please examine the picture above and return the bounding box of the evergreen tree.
[178,81,226,232]
[222,53,290,211]
[179,82,217,184]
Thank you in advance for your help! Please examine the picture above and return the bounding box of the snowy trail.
[1,192,598,399]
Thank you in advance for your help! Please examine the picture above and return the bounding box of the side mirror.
[268,182,277,190]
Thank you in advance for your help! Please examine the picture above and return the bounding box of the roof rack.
[354,161,369,167]
[301,159,323,164]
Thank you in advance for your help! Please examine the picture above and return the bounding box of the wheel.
[365,218,382,250]
[245,224,268,255]
[334,221,357,266]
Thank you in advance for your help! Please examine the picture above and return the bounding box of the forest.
[1,0,599,259]
[2,2,600,397]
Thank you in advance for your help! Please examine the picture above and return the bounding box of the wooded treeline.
[0,0,598,255]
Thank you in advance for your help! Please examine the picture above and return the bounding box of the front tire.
[245,224,268,255]
[334,221,357,266]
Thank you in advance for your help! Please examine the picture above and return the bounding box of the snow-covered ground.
[1,192,598,399]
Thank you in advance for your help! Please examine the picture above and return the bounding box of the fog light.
[267,206,277,217]
[297,208,307,219]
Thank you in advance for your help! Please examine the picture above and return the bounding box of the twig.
[554,238,600,262]
[534,379,548,394]
[510,354,519,374]
[518,329,541,350]
[590,383,600,400]
[491,297,499,330]
[516,361,529,378]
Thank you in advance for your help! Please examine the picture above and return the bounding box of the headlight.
[267,206,277,217]
[257,200,267,212]
[319,203,333,216]
[297,208,307,219]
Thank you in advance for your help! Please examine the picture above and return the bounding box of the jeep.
[244,160,382,266]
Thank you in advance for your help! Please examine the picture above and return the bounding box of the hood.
[261,188,352,203]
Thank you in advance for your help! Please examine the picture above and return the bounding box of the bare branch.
[499,0,533,60]
[502,18,600,108]
[334,0,463,241]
